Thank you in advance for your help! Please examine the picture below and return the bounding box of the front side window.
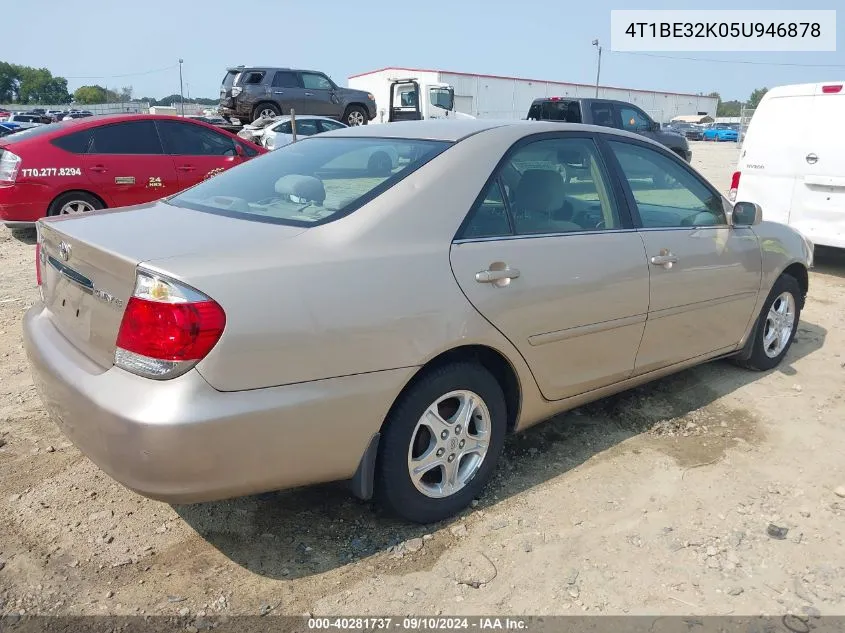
[90,121,162,154]
[608,140,726,228]
[301,73,332,90]
[460,137,621,238]
[429,88,454,111]
[619,106,650,132]
[157,121,236,156]
[168,137,450,226]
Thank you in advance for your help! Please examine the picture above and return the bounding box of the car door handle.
[89,165,107,173]
[272,90,284,94]
[176,165,196,172]
[475,267,520,284]
[650,252,679,268]
[304,92,314,96]
[806,153,819,164]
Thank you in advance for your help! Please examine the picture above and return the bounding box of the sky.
[3,0,843,102]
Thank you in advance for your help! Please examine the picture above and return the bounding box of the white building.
[348,66,718,124]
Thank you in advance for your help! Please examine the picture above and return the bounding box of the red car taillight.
[0,149,22,184]
[114,270,225,380]
[729,171,741,203]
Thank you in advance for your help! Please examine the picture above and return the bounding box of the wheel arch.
[350,344,523,501]
[781,261,808,307]
[251,101,281,118]
[47,189,108,216]
[343,103,370,120]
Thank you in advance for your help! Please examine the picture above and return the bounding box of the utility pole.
[178,59,185,115]
[592,39,602,98]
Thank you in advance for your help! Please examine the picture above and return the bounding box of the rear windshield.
[527,101,582,123]
[168,137,451,226]
[221,71,239,88]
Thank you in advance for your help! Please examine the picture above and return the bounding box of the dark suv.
[527,97,691,162]
[219,67,377,126]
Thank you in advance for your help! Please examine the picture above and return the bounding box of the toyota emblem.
[59,241,71,262]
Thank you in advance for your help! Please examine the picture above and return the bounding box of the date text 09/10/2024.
[307,617,528,630]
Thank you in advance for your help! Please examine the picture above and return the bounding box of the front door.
[616,103,657,141]
[788,84,845,248]
[604,137,762,374]
[450,134,650,401]
[155,119,244,189]
[299,72,340,117]
[83,119,179,207]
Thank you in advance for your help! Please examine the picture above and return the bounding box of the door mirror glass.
[732,201,762,226]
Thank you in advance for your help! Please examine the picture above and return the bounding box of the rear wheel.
[252,103,281,122]
[734,274,802,371]
[376,363,507,524]
[47,192,103,217]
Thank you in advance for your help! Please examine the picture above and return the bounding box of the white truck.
[347,76,474,124]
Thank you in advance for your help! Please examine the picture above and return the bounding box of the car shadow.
[813,247,845,279]
[8,227,37,245]
[173,320,826,580]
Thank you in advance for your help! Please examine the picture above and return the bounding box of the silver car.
[23,120,813,524]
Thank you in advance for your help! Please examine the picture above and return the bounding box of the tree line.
[0,61,216,106]
[708,88,769,117]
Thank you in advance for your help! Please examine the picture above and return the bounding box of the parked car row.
[0,108,94,125]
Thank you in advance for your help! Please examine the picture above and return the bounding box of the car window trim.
[598,134,730,230]
[453,130,636,243]
[90,120,165,155]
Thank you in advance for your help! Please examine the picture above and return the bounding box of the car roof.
[324,119,658,144]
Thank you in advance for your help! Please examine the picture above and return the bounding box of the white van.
[731,81,845,249]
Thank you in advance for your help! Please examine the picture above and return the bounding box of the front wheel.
[734,274,803,371]
[376,363,507,523]
[344,106,368,126]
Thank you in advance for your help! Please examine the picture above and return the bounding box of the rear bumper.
[0,182,51,223]
[23,303,415,504]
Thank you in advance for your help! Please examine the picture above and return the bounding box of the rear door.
[155,119,244,189]
[604,137,761,374]
[449,133,650,401]
[788,83,845,248]
[269,70,302,116]
[83,120,178,208]
[735,92,811,226]
[588,101,618,129]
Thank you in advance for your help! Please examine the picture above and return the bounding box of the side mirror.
[650,121,660,132]
[732,201,762,226]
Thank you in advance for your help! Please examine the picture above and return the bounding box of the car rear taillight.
[0,149,22,184]
[114,270,226,380]
[822,84,842,94]
[729,171,741,202]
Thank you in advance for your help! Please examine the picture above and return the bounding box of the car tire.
[376,363,507,524]
[47,191,103,217]
[734,274,803,371]
[344,106,368,126]
[252,103,281,122]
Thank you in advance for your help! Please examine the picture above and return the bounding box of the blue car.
[703,123,739,142]
[0,122,23,138]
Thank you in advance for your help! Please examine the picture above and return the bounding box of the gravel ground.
[1,141,844,619]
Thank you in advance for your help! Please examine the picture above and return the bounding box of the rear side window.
[272,71,299,88]
[590,102,617,127]
[168,137,450,226]
[51,129,92,154]
[242,71,265,85]
[90,121,163,154]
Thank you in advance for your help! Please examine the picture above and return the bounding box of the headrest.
[514,169,566,213]
[274,175,326,204]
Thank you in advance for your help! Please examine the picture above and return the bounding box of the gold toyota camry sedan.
[23,119,813,523]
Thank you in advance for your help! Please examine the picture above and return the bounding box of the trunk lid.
[37,201,306,369]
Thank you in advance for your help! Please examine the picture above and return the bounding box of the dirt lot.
[1,141,844,619]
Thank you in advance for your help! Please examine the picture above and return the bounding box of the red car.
[0,114,265,227]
